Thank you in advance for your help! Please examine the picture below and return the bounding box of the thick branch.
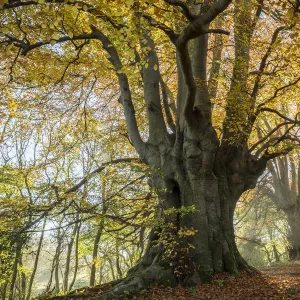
[208,18,224,101]
[222,0,253,144]
[141,1,231,126]
[139,13,178,42]
[177,42,197,122]
[6,33,96,56]
[163,0,196,21]
[260,146,295,161]
[90,26,147,158]
[250,0,264,30]
[160,75,176,133]
[139,29,168,144]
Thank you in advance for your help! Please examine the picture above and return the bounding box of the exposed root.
[96,264,176,300]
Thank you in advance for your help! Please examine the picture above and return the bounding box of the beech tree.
[0,0,300,298]
[266,154,300,260]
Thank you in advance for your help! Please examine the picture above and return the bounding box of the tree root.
[96,264,177,300]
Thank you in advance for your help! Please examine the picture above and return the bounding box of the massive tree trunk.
[97,131,265,299]
[95,1,270,299]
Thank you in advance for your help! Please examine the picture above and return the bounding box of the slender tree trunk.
[19,256,26,300]
[267,158,300,261]
[45,256,56,293]
[138,227,145,259]
[108,259,116,281]
[54,225,63,294]
[26,220,46,300]
[68,222,81,291]
[115,244,123,279]
[99,265,104,285]
[285,206,300,260]
[1,282,8,300]
[8,239,22,300]
[63,219,78,291]
[272,245,280,263]
[89,224,104,286]
[90,197,107,286]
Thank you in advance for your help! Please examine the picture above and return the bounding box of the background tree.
[265,154,300,260]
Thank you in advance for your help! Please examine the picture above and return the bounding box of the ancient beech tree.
[0,0,299,298]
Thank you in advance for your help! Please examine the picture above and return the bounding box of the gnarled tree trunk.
[95,1,272,298]
[97,131,266,299]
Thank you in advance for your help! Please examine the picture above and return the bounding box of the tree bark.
[97,136,264,299]
[68,222,81,291]
[54,223,63,294]
[267,157,300,261]
[63,218,78,291]
[115,243,123,280]
[285,206,300,260]
[19,256,26,300]
[8,239,22,300]
[90,194,107,286]
[1,282,8,300]
[26,220,46,300]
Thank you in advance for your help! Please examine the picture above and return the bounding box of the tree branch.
[163,0,196,21]
[256,76,300,110]
[138,26,168,144]
[138,12,178,42]
[249,121,293,152]
[66,158,141,193]
[20,158,142,233]
[90,25,147,159]
[257,107,299,124]
[251,26,286,100]
[160,75,176,133]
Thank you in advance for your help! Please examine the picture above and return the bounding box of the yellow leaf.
[51,33,59,40]
[126,0,134,7]
[50,39,56,46]
[67,31,74,39]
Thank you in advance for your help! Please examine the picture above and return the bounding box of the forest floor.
[45,263,300,300]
